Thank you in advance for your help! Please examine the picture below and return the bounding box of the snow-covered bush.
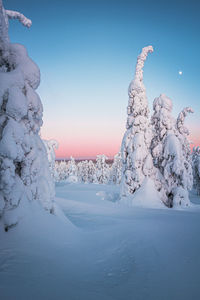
[96,155,110,184]
[109,152,122,184]
[121,46,154,197]
[0,1,54,230]
[151,94,193,207]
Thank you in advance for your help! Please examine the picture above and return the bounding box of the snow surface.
[1,183,200,300]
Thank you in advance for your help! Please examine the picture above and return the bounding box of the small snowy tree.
[79,160,89,183]
[43,139,59,180]
[0,1,54,230]
[56,161,68,182]
[121,46,154,197]
[88,160,97,183]
[96,155,110,184]
[66,156,78,183]
[109,152,122,185]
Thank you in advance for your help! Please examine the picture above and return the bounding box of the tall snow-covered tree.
[151,94,193,207]
[121,46,154,197]
[192,147,200,195]
[0,1,54,230]
[176,107,193,191]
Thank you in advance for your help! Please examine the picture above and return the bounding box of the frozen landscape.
[1,183,200,300]
[0,0,200,299]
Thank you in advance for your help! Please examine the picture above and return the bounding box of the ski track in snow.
[1,183,200,300]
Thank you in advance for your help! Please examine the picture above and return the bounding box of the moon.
[179,71,183,75]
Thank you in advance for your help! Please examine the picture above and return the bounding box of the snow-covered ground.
[1,183,200,300]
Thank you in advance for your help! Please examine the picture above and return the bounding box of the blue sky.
[5,0,200,157]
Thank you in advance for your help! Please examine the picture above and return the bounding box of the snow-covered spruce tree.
[0,1,54,230]
[151,94,193,207]
[79,160,89,183]
[192,147,200,195]
[109,152,122,185]
[88,160,97,183]
[121,46,154,197]
[43,139,59,180]
[56,160,68,182]
[96,155,110,184]
[176,107,193,191]
[66,156,78,183]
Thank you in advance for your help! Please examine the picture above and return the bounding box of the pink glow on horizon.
[41,126,124,159]
[41,121,200,159]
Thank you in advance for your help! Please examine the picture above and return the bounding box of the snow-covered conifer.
[96,155,110,184]
[121,46,154,197]
[176,107,193,190]
[43,139,59,180]
[192,147,200,195]
[151,94,193,207]
[79,160,89,183]
[66,157,78,183]
[0,1,54,230]
[88,160,97,183]
[57,161,68,182]
[109,152,122,184]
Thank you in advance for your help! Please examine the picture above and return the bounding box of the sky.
[5,0,200,159]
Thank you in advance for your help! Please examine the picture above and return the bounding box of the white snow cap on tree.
[0,1,54,230]
[121,46,155,198]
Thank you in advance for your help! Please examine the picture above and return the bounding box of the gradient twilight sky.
[5,0,200,158]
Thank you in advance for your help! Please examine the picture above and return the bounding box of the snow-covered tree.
[55,161,68,182]
[88,160,97,183]
[96,155,110,184]
[151,94,193,207]
[80,160,89,183]
[43,139,59,180]
[176,107,193,191]
[0,1,54,230]
[66,156,78,183]
[109,152,122,185]
[121,46,154,197]
[192,147,200,195]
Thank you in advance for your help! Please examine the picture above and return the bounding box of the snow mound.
[96,191,120,202]
[120,178,164,209]
[66,175,78,184]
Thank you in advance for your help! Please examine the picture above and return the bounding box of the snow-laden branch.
[176,107,194,136]
[6,10,32,28]
[132,45,153,89]
[0,0,9,51]
[0,1,32,67]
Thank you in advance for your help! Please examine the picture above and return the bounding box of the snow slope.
[1,183,200,300]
